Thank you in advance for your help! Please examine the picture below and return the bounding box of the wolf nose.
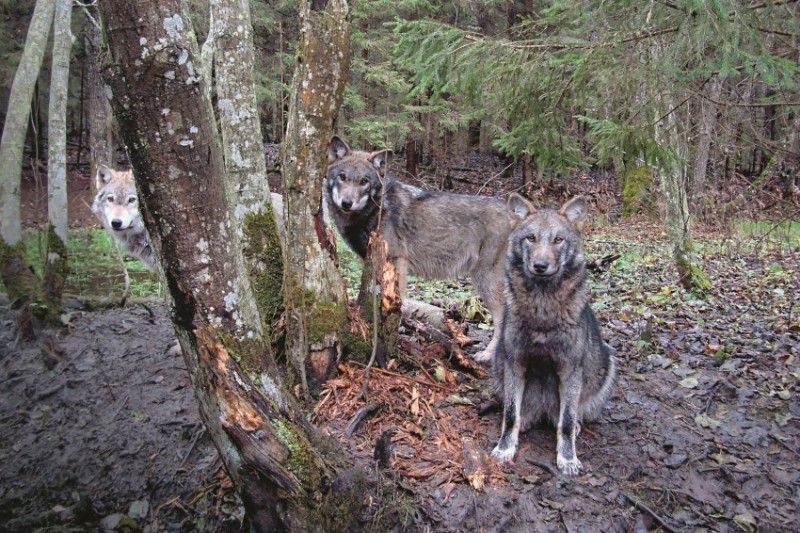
[533,261,549,274]
[340,199,353,211]
[111,219,123,230]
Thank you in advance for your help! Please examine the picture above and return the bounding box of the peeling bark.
[282,0,351,396]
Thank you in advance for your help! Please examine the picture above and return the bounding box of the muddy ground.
[1,162,798,531]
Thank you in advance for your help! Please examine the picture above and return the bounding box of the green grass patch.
[0,228,161,299]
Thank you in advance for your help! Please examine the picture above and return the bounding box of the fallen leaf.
[695,413,721,429]
[733,513,757,533]
[446,394,474,406]
[679,377,699,389]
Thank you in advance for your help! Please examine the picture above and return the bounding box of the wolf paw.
[473,349,493,363]
[491,445,517,463]
[556,455,583,476]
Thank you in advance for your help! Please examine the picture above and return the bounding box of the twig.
[345,402,382,438]
[179,425,206,468]
[349,361,456,392]
[698,380,723,416]
[621,492,678,533]
[770,432,800,459]
[525,457,559,477]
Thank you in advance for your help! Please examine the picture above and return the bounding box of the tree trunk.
[84,9,117,174]
[281,0,352,396]
[98,2,367,530]
[690,75,722,213]
[205,0,284,357]
[0,0,55,312]
[657,98,711,291]
[43,0,73,324]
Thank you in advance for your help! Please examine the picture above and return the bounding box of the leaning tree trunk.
[282,0,352,397]
[84,8,117,174]
[98,1,366,530]
[42,0,73,325]
[0,0,55,301]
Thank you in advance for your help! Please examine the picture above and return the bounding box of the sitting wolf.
[491,194,616,475]
[324,136,513,362]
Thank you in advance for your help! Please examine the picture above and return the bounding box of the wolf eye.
[360,178,369,186]
[338,173,346,182]
[106,195,114,202]
[554,236,563,244]
[128,196,137,204]
[526,234,536,243]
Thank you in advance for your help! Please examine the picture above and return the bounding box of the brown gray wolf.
[92,165,284,271]
[491,194,615,476]
[324,136,513,361]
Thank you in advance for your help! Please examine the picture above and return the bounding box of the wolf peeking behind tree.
[324,136,514,362]
[491,193,615,476]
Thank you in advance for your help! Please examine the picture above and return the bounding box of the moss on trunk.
[42,223,68,325]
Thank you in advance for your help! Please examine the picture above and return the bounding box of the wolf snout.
[111,219,124,230]
[339,199,354,211]
[533,260,550,274]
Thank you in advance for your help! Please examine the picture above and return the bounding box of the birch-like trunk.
[282,0,351,396]
[205,0,284,360]
[0,0,55,246]
[0,0,55,306]
[99,2,367,529]
[42,0,73,324]
[84,9,116,174]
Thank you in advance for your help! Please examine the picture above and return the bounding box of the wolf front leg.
[491,358,525,463]
[556,367,584,476]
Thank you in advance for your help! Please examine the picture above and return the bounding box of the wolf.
[490,194,615,476]
[92,165,156,270]
[324,136,513,361]
[92,165,285,271]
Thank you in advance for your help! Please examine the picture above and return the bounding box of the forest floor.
[1,158,798,531]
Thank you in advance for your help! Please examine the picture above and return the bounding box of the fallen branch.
[403,317,487,378]
[345,402,382,438]
[621,492,678,533]
[525,457,559,477]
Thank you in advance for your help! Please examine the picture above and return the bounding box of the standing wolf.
[324,136,512,361]
[491,194,615,475]
[92,165,156,270]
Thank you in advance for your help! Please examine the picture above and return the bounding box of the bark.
[42,0,73,324]
[657,97,711,291]
[98,2,366,530]
[0,0,55,246]
[282,0,351,396]
[690,75,722,209]
[206,0,283,358]
[84,9,117,174]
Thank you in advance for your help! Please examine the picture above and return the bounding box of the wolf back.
[491,194,615,475]
[324,136,513,361]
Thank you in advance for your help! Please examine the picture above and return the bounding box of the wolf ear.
[328,136,351,162]
[560,196,587,231]
[369,150,393,177]
[95,164,113,189]
[508,193,535,221]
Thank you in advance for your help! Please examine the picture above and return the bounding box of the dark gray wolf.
[92,165,284,271]
[491,194,615,475]
[92,165,156,270]
[324,136,513,361]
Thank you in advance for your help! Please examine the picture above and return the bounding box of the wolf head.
[325,136,392,214]
[92,165,144,235]
[506,194,587,286]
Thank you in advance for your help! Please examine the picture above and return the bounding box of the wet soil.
[2,161,798,531]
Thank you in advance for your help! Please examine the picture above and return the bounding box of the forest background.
[0,0,798,531]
